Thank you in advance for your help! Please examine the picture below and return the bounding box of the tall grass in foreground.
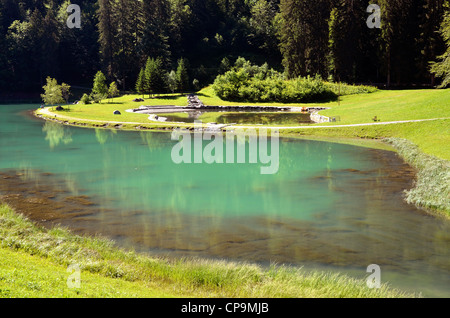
[385,138,450,216]
[0,204,413,298]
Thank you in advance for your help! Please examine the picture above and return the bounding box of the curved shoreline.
[33,107,449,217]
[34,107,450,131]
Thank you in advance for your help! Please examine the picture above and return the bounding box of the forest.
[0,0,449,99]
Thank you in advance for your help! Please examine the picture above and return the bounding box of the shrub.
[212,58,377,103]
[80,93,91,104]
[212,58,336,103]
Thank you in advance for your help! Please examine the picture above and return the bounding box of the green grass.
[0,203,413,298]
[56,93,188,123]
[282,119,450,160]
[384,138,450,215]
[0,248,182,298]
[317,88,450,124]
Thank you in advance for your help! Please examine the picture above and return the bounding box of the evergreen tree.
[139,0,171,66]
[113,0,139,89]
[418,0,449,85]
[98,0,115,79]
[431,9,450,87]
[378,0,423,86]
[135,68,146,97]
[327,0,379,83]
[168,0,192,56]
[176,58,189,94]
[278,0,330,78]
[144,57,166,97]
[248,0,279,59]
[92,70,108,103]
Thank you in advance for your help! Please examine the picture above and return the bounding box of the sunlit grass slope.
[0,204,413,298]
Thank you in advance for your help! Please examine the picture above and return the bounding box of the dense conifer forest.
[0,0,449,98]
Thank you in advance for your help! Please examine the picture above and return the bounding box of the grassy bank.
[384,138,450,216]
[281,119,450,160]
[0,203,413,298]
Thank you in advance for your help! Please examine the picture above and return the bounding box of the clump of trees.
[2,0,450,95]
[81,71,120,104]
[135,57,191,97]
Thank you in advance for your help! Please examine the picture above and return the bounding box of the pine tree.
[135,68,146,97]
[176,58,189,94]
[98,0,115,78]
[144,57,166,97]
[92,71,108,103]
[418,0,449,85]
[431,9,450,87]
[279,0,330,78]
[153,57,167,95]
[113,0,139,89]
[327,0,378,83]
[378,0,423,86]
[139,0,171,65]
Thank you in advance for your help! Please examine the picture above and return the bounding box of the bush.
[325,82,378,95]
[212,58,336,103]
[80,93,91,104]
[212,58,377,103]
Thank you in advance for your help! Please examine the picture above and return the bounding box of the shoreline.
[0,202,416,298]
[33,107,450,218]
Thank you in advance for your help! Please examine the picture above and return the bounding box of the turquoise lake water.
[0,104,449,297]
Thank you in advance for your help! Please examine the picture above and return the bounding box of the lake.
[0,104,449,297]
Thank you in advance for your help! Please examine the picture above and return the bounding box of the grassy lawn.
[283,119,450,160]
[316,88,450,125]
[0,203,414,298]
[53,93,188,123]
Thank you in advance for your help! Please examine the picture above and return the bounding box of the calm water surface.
[0,104,449,297]
[163,111,312,124]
